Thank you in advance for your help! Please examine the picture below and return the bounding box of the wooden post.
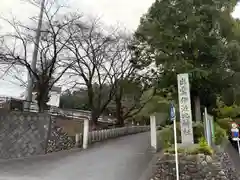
[75,133,80,147]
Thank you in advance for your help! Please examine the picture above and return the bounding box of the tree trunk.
[116,106,124,127]
[37,99,45,112]
[36,82,50,113]
[115,95,125,127]
[91,110,99,130]
[87,85,99,130]
[194,96,201,122]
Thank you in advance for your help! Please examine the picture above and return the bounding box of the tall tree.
[110,78,155,126]
[132,0,240,120]
[60,89,90,110]
[103,35,156,126]
[0,1,81,111]
[66,18,127,127]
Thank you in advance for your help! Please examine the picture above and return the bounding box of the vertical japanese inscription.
[177,73,194,145]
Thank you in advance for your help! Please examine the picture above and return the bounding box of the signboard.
[170,103,176,121]
[231,122,239,141]
[169,103,180,180]
[177,73,194,145]
[231,122,240,156]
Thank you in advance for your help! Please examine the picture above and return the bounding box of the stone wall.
[214,146,239,180]
[46,118,76,153]
[151,153,239,180]
[0,111,50,159]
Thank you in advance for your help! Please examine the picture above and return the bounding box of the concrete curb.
[138,151,164,180]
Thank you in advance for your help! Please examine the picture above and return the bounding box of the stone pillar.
[150,115,157,152]
[104,130,107,139]
[75,133,80,147]
[83,119,89,149]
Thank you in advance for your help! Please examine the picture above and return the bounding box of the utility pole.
[24,0,45,111]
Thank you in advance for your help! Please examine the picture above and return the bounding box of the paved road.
[0,132,154,180]
[225,141,240,172]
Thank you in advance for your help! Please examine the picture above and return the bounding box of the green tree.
[109,79,155,126]
[60,89,90,110]
[132,0,240,120]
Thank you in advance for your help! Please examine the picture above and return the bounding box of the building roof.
[32,86,62,93]
[51,86,62,92]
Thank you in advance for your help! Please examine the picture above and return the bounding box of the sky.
[0,0,154,98]
[0,0,154,31]
[0,0,240,99]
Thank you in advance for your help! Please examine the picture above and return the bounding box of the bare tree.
[65,18,128,128]
[108,36,156,126]
[0,0,82,111]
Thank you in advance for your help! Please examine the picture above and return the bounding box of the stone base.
[150,153,237,180]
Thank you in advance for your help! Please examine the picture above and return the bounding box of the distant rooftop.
[32,86,61,93]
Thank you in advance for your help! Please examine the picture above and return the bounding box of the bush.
[191,137,213,155]
[164,138,213,155]
[193,122,204,143]
[217,105,240,118]
[164,147,186,154]
[158,120,226,148]
[214,123,227,145]
[158,122,204,148]
[215,97,240,118]
[157,124,181,149]
[217,118,232,132]
[157,119,227,151]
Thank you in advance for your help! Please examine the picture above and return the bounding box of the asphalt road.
[0,132,154,180]
[225,141,240,173]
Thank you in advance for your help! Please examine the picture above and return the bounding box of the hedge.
[216,118,232,133]
[157,121,226,148]
[164,137,213,155]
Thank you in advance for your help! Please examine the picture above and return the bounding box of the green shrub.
[190,147,213,155]
[158,120,226,148]
[157,124,181,149]
[192,122,204,143]
[217,105,240,118]
[164,147,185,154]
[191,137,213,155]
[214,123,227,145]
[158,122,204,148]
[190,146,213,155]
[215,97,240,118]
[217,118,232,132]
[189,137,213,155]
[164,138,213,155]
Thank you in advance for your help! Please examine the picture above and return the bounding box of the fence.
[75,126,150,147]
